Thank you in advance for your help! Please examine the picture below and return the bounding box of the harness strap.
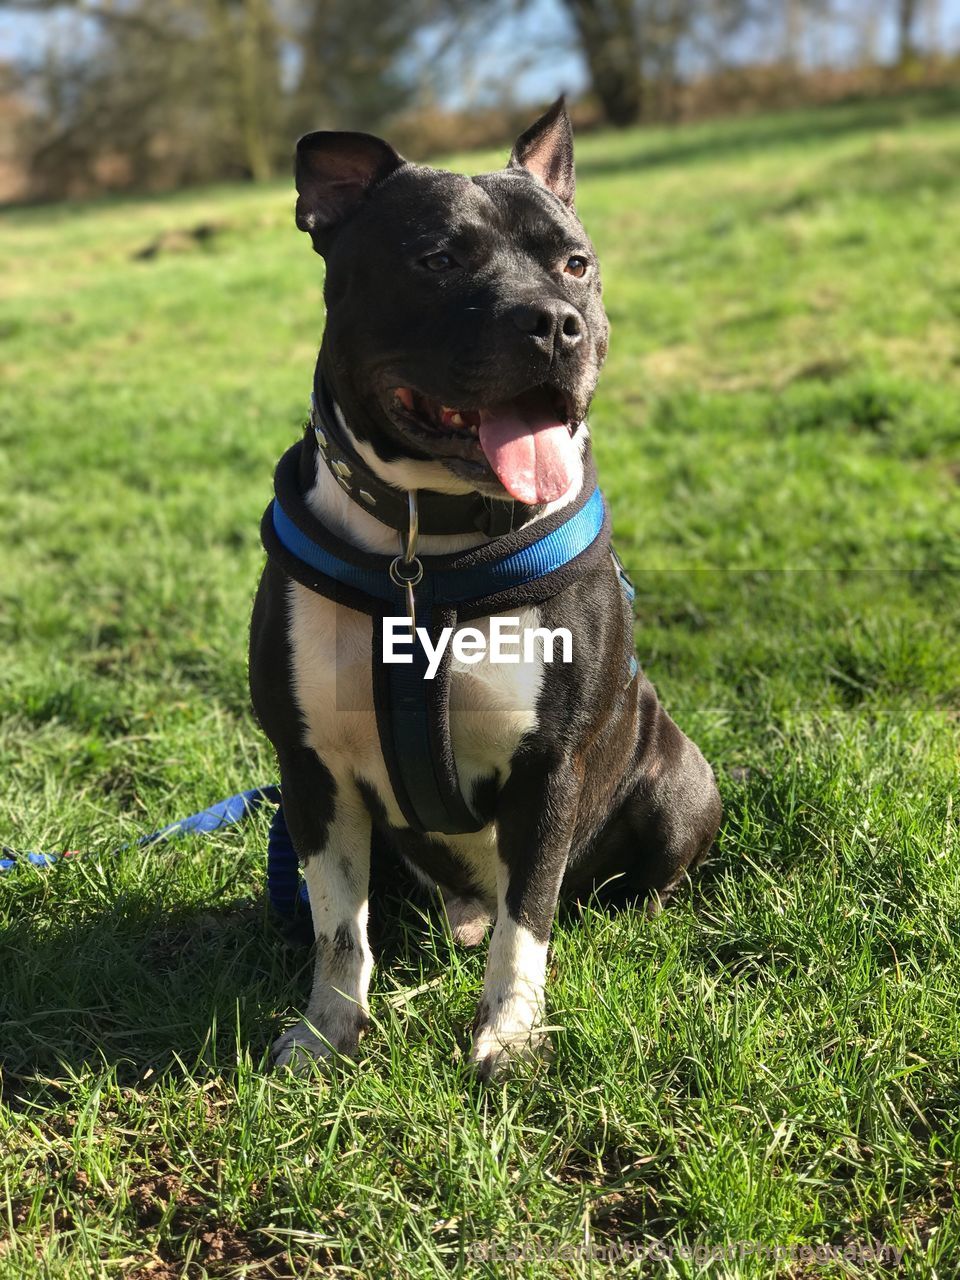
[263,441,609,618]
[262,437,613,837]
[372,605,485,834]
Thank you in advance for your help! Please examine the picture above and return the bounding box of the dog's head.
[295,100,608,506]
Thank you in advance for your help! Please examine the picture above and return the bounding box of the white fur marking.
[470,915,549,1074]
[272,793,373,1068]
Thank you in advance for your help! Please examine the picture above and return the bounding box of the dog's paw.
[468,999,551,1081]
[271,1015,364,1073]
[272,1024,332,1073]
[469,1022,551,1081]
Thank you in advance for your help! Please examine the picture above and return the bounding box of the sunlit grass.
[1,89,958,1277]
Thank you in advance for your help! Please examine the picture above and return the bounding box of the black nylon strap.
[372,606,484,835]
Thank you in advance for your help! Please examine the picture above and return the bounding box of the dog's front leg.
[469,753,577,1080]
[272,759,373,1069]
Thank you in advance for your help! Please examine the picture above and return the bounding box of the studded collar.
[308,373,543,538]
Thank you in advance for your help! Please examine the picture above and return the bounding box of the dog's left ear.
[295,131,405,250]
[508,97,575,207]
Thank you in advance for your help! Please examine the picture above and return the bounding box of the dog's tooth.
[440,406,467,429]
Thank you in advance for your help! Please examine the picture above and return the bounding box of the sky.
[439,0,960,109]
[3,1,960,111]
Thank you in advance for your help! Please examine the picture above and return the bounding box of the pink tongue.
[478,414,578,504]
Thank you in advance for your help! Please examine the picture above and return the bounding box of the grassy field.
[1,89,959,1277]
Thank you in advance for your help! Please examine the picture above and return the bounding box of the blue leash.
[0,788,308,920]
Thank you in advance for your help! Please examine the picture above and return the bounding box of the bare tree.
[852,1,881,67]
[778,0,840,69]
[288,0,513,136]
[1,0,286,192]
[2,0,489,196]
[896,0,919,63]
[290,0,426,134]
[782,0,803,65]
[562,0,645,125]
[560,0,756,127]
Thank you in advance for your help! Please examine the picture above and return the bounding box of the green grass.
[1,88,959,1277]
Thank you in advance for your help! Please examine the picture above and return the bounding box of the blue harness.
[271,486,606,608]
[261,435,615,835]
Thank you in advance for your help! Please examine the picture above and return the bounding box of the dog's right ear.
[509,97,575,207]
[295,131,405,250]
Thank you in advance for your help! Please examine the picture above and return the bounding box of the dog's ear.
[295,131,405,249]
[508,97,575,207]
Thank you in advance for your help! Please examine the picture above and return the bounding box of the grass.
[1,87,959,1277]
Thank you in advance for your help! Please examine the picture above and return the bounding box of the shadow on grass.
[1,812,745,1101]
[0,895,296,1095]
[575,86,960,180]
[0,846,479,1099]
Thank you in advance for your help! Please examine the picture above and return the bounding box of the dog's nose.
[510,301,583,349]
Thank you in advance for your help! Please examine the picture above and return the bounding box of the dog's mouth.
[387,382,580,504]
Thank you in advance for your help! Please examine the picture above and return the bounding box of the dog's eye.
[421,251,458,272]
[564,255,588,278]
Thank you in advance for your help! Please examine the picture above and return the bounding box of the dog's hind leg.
[589,697,722,914]
[379,840,492,946]
[441,889,493,947]
[271,749,373,1069]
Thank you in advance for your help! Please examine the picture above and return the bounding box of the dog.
[249,99,722,1078]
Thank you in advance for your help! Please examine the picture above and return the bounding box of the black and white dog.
[249,101,721,1078]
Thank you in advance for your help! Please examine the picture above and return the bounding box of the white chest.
[286,580,544,836]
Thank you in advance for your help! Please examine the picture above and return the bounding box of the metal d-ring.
[389,490,422,629]
[388,554,424,589]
